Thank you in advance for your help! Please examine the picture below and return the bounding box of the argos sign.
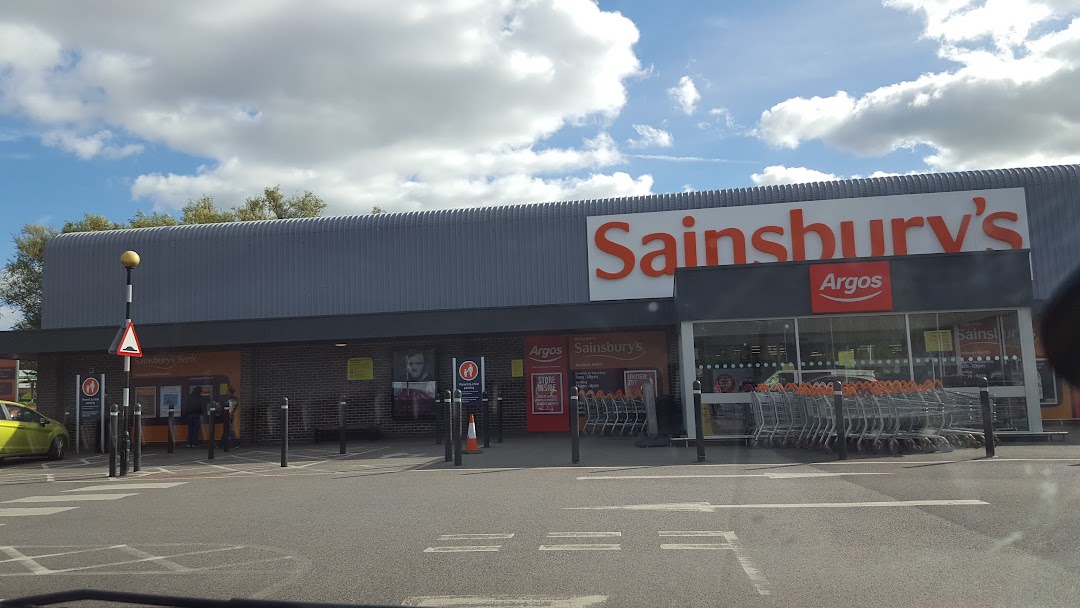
[586,188,1029,301]
[809,261,893,313]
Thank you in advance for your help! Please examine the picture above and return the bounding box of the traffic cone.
[464,414,483,454]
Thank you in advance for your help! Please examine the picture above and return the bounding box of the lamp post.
[119,250,140,476]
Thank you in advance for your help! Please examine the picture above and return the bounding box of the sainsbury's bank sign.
[586,188,1030,301]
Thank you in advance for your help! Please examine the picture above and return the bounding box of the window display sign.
[524,335,569,432]
[569,332,669,395]
[624,370,657,396]
[159,386,180,417]
[924,330,953,352]
[392,349,437,420]
[0,359,18,402]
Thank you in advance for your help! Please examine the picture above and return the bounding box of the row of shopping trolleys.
[578,390,649,437]
[749,380,993,454]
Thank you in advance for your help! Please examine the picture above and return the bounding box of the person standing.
[185,386,204,447]
[220,387,240,449]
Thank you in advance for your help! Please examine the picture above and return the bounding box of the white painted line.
[115,545,191,572]
[0,507,79,516]
[4,494,138,503]
[728,532,770,596]
[44,474,55,483]
[546,532,622,538]
[64,483,186,492]
[578,472,891,480]
[424,546,501,553]
[660,543,733,550]
[0,545,125,564]
[971,458,1080,462]
[196,462,253,475]
[658,531,732,537]
[438,534,514,541]
[45,545,245,574]
[156,467,175,474]
[0,546,51,574]
[568,499,989,512]
[539,544,621,551]
[402,595,609,607]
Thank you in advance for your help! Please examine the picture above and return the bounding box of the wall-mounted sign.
[511,359,524,378]
[347,357,374,381]
[809,261,893,314]
[0,359,18,402]
[524,335,568,432]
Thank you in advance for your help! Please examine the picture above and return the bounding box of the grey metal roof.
[42,164,1080,330]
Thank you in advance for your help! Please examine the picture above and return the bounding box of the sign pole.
[74,376,80,456]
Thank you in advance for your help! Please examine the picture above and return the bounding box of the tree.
[371,206,386,214]
[1,187,326,330]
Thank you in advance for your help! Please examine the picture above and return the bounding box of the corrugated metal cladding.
[42,164,1080,329]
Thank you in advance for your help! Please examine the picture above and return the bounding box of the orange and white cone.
[464,414,483,454]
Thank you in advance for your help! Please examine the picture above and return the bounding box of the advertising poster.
[392,349,437,420]
[132,351,241,442]
[0,359,18,402]
[524,335,569,432]
[569,332,669,395]
[624,369,657,396]
[158,386,180,417]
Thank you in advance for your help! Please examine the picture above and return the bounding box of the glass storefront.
[694,320,797,394]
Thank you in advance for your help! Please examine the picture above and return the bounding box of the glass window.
[693,319,797,393]
[796,315,911,383]
[908,311,1024,388]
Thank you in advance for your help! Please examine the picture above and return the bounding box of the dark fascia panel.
[0,299,676,357]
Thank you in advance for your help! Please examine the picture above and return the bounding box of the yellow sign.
[924,330,954,352]
[219,383,229,395]
[347,357,374,381]
[701,404,714,436]
[511,359,524,378]
[838,350,855,368]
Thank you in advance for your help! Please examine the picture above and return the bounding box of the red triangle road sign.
[110,321,143,358]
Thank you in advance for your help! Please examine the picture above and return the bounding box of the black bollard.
[435,395,443,445]
[483,392,491,448]
[281,397,289,468]
[570,386,580,464]
[133,403,142,472]
[980,377,996,458]
[339,399,347,455]
[833,382,849,460]
[108,403,118,478]
[167,406,175,454]
[497,396,503,443]
[443,391,453,462]
[692,381,706,462]
[453,389,463,467]
[207,404,216,460]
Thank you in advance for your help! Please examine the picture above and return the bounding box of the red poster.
[524,335,569,432]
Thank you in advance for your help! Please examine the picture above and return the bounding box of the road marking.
[65,482,186,492]
[44,474,54,483]
[0,546,51,574]
[4,494,138,503]
[424,546,501,553]
[660,543,733,550]
[578,472,891,480]
[972,458,1080,462]
[569,499,989,512]
[115,545,191,572]
[438,534,515,541]
[539,544,621,551]
[728,532,770,596]
[44,545,245,574]
[0,507,78,517]
[156,467,175,474]
[659,531,732,537]
[402,595,608,607]
[546,532,621,538]
[0,545,125,564]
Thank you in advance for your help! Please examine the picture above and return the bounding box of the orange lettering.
[594,221,634,279]
[982,212,1023,249]
[682,216,698,267]
[704,228,747,265]
[869,219,886,256]
[751,225,787,262]
[890,217,925,255]
[790,209,835,260]
[928,215,971,252]
[640,232,678,277]
[840,221,856,258]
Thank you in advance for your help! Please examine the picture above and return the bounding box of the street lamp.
[119,250,140,476]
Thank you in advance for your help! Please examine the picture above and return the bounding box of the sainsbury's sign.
[585,188,1029,301]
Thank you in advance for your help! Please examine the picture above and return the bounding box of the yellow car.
[0,401,69,461]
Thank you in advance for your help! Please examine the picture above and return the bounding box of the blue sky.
[1,0,1078,326]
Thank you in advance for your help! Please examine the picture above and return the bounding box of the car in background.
[0,400,69,462]
[762,369,877,387]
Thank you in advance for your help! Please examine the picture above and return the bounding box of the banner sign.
[524,335,569,432]
[569,331,670,395]
[77,374,105,420]
[0,360,18,402]
[453,357,485,407]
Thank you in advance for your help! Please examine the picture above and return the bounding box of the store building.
[1,164,1077,446]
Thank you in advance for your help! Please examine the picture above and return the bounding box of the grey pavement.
[0,435,1079,607]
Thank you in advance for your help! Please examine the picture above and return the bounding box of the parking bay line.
[0,507,79,517]
[437,534,514,541]
[539,544,621,551]
[64,482,186,492]
[577,472,892,480]
[547,532,622,538]
[661,543,733,550]
[4,494,138,503]
[424,546,501,553]
[568,499,989,512]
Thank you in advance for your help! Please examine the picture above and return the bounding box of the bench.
[313,423,382,442]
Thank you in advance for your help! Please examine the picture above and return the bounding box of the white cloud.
[750,165,841,186]
[755,1,1080,171]
[626,124,673,149]
[668,75,701,115]
[0,1,651,212]
[41,129,143,160]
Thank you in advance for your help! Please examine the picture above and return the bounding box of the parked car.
[0,401,69,461]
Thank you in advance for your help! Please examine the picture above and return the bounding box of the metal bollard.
[223,402,232,453]
[570,386,580,464]
[167,407,175,454]
[692,381,706,462]
[339,399,347,455]
[435,395,443,445]
[133,404,142,472]
[482,392,491,448]
[980,377,996,458]
[108,403,118,478]
[443,392,453,462]
[496,396,503,443]
[281,398,289,468]
[207,404,216,460]
[833,382,849,461]
[453,389,463,466]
